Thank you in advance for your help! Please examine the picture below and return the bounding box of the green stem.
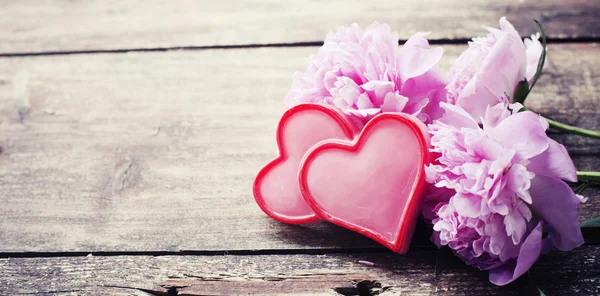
[544,117,600,139]
[577,171,600,182]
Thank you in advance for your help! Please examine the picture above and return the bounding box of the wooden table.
[0,1,598,295]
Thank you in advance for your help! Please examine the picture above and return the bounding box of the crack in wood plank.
[161,273,386,296]
[14,291,90,295]
[102,285,176,296]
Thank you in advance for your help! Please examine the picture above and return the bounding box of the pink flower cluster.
[424,102,584,285]
[285,23,447,127]
[284,17,584,285]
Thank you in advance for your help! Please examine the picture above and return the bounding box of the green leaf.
[581,216,600,228]
[522,20,547,99]
[536,286,547,296]
[512,79,530,104]
[434,247,455,278]
[530,20,547,89]
[528,271,546,296]
[577,171,600,182]
[574,181,591,195]
[581,216,600,243]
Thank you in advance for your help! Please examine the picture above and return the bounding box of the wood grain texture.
[0,0,599,54]
[0,44,598,252]
[1,246,598,295]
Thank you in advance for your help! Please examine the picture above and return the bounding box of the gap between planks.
[0,247,389,259]
[0,37,598,58]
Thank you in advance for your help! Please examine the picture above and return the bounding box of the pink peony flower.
[285,23,447,127]
[424,101,585,286]
[446,17,544,122]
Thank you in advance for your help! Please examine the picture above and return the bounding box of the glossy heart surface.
[253,103,356,224]
[299,113,430,252]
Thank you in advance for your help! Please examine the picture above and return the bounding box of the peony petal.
[479,17,527,93]
[400,64,447,99]
[527,139,577,182]
[380,93,408,113]
[323,69,341,91]
[345,108,381,118]
[486,111,549,159]
[286,22,409,126]
[488,193,510,216]
[524,33,544,82]
[471,134,506,162]
[356,93,375,109]
[489,221,543,286]
[436,102,480,129]
[483,101,512,129]
[504,206,528,244]
[505,164,534,204]
[361,80,394,106]
[421,88,449,122]
[498,17,520,37]
[456,75,504,122]
[403,97,430,118]
[398,32,444,80]
[400,64,447,123]
[529,175,584,251]
[451,193,482,218]
[333,77,363,105]
[517,201,532,221]
[422,186,454,222]
[456,17,526,122]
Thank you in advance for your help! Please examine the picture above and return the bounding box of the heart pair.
[253,103,430,253]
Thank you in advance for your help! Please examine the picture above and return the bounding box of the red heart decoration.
[253,103,356,224]
[299,113,430,253]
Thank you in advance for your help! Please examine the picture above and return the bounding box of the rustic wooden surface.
[0,44,599,253]
[0,1,598,295]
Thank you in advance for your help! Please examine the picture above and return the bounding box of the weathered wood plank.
[0,44,598,252]
[1,246,598,295]
[0,0,599,53]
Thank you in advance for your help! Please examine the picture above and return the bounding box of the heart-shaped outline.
[253,103,356,224]
[299,113,429,253]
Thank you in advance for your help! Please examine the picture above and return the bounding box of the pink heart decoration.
[299,113,430,253]
[253,103,356,224]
